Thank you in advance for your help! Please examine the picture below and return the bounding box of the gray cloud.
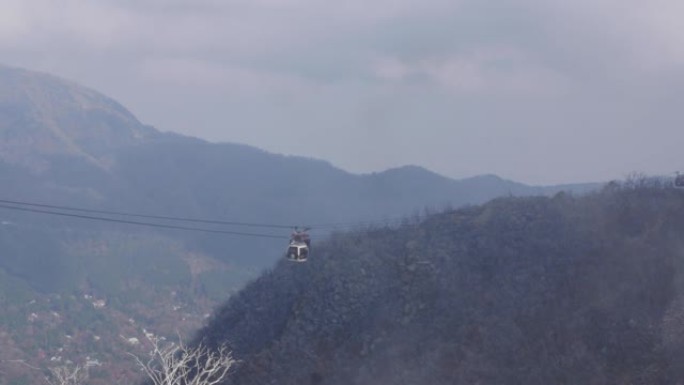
[1,0,683,184]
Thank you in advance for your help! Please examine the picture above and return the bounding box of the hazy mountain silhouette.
[0,64,155,171]
[196,179,684,385]
[0,64,595,293]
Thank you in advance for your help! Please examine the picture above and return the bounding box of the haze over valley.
[2,0,684,383]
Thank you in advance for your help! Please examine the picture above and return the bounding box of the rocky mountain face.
[196,181,684,385]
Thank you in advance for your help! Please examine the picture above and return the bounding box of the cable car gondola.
[286,227,311,262]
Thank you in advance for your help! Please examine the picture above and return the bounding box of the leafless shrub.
[45,364,88,385]
[130,334,235,385]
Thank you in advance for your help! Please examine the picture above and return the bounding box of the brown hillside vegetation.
[196,178,684,385]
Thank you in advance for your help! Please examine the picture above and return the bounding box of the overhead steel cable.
[0,197,421,234]
[0,204,289,239]
[0,198,294,229]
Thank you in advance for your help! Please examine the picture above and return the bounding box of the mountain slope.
[0,64,156,171]
[195,180,684,385]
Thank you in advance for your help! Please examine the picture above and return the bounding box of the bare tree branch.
[130,334,236,385]
[44,364,88,385]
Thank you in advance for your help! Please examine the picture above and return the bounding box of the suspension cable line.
[0,204,289,239]
[0,197,419,236]
[0,198,294,230]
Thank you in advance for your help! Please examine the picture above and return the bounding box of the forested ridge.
[196,179,684,385]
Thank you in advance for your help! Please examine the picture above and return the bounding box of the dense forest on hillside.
[195,178,684,385]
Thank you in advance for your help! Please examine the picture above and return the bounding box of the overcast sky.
[1,0,683,184]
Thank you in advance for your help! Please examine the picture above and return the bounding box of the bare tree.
[3,360,86,385]
[45,364,88,385]
[130,335,235,385]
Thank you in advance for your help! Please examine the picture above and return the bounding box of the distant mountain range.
[0,63,599,291]
[0,64,604,384]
